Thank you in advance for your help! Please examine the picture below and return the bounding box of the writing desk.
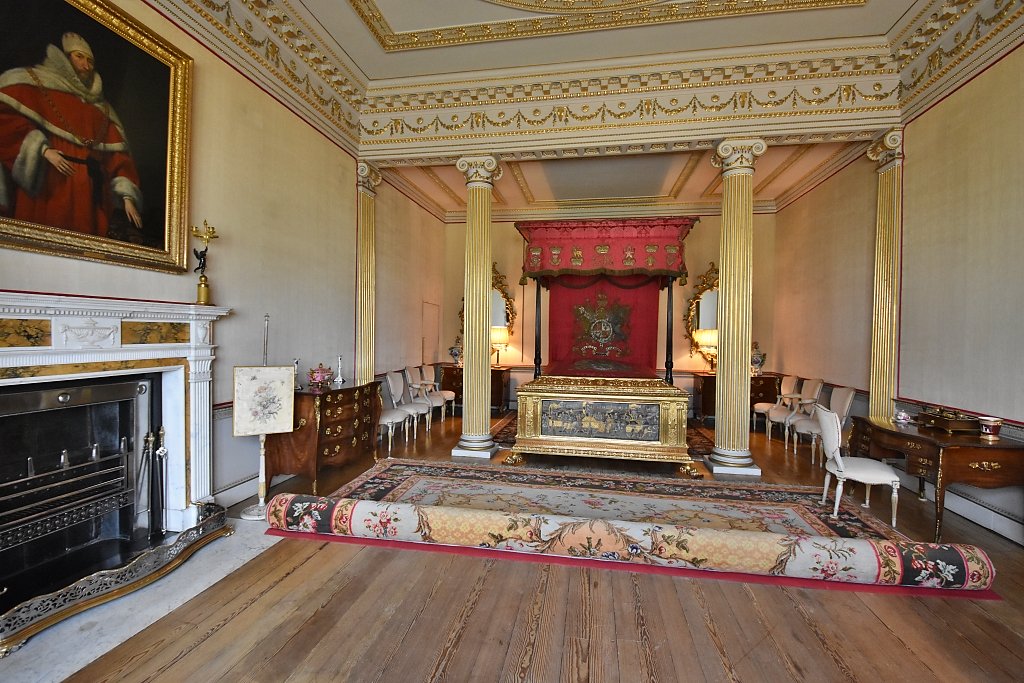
[849,416,1024,542]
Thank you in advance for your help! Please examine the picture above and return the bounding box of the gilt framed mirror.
[458,261,517,338]
[684,261,719,366]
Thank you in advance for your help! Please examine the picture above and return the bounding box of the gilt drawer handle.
[970,461,1002,471]
[918,458,934,467]
[353,418,360,428]
[294,418,307,431]
[352,437,358,447]
[904,441,923,450]
[325,427,333,436]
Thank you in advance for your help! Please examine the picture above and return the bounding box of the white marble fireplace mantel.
[0,290,231,531]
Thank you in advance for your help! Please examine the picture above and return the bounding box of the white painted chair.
[386,370,431,437]
[767,377,823,451]
[816,404,900,527]
[406,365,449,421]
[791,386,856,463]
[377,378,409,454]
[752,375,798,431]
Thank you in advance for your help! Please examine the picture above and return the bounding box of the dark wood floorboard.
[68,415,1024,683]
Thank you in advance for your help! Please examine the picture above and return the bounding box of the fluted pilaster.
[355,161,381,386]
[708,138,765,468]
[454,155,502,458]
[866,128,904,419]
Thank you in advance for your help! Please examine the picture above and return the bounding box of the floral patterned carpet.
[268,459,996,592]
[329,459,899,540]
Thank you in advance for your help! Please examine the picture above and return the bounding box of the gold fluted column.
[708,138,765,470]
[866,127,904,419]
[355,161,381,387]
[453,155,503,458]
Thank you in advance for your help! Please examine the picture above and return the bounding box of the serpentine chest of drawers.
[264,381,381,495]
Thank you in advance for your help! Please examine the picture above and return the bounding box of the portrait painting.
[0,0,191,271]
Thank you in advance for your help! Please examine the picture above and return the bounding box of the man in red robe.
[0,32,143,239]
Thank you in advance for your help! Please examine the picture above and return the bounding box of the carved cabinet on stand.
[264,381,382,495]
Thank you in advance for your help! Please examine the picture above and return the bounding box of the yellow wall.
[772,156,877,390]
[901,46,1024,420]
[374,182,447,372]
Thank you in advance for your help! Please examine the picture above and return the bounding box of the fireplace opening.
[0,374,164,614]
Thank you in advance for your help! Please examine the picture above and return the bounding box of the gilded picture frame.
[0,0,191,272]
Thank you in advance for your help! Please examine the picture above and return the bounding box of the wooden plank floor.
[70,414,1024,682]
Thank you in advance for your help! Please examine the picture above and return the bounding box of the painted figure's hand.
[124,197,142,228]
[43,148,75,176]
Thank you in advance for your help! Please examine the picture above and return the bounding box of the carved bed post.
[534,279,543,378]
[665,276,675,384]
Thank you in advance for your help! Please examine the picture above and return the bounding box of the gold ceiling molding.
[364,57,895,110]
[375,133,872,168]
[349,0,867,51]
[753,145,814,194]
[507,162,536,203]
[420,167,466,207]
[482,0,664,13]
[146,0,364,150]
[669,152,705,198]
[897,0,1024,110]
[360,84,900,140]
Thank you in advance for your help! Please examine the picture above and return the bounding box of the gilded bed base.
[509,375,699,476]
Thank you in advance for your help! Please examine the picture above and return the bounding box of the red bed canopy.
[516,216,696,286]
[516,217,698,379]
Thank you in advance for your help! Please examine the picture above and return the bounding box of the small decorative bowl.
[306,363,334,392]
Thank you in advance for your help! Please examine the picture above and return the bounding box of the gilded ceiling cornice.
[349,0,866,51]
[896,0,1024,115]
[146,0,365,151]
[482,0,664,13]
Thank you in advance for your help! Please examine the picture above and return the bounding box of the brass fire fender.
[509,376,699,477]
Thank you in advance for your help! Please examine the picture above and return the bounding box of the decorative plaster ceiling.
[146,0,1024,221]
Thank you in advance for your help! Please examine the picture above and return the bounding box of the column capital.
[712,138,767,176]
[456,155,503,187]
[356,161,382,195]
[867,127,904,173]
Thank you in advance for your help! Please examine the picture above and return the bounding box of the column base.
[705,447,761,476]
[452,433,500,459]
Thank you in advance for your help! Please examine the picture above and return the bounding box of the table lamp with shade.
[693,328,719,373]
[490,326,510,365]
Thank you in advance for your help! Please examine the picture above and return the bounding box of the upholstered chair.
[406,365,449,421]
[752,375,798,431]
[791,386,857,463]
[420,365,456,420]
[377,377,410,454]
[386,370,431,438]
[816,404,900,527]
[767,377,823,451]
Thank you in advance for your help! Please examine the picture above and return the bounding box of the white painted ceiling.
[279,1,923,218]
[302,0,918,218]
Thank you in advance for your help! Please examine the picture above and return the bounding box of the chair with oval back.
[791,386,856,463]
[817,404,900,527]
[386,370,431,439]
[767,377,823,451]
[752,375,798,431]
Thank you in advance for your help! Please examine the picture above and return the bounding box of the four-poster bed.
[508,217,702,477]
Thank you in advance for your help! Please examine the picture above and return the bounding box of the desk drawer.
[906,453,938,479]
